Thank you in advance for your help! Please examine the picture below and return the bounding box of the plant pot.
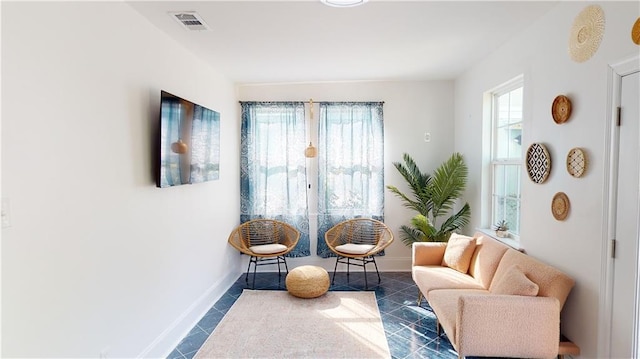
[495,230,508,238]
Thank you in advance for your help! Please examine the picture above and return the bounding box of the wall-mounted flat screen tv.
[157,90,220,188]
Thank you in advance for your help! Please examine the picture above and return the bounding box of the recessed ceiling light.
[321,0,369,8]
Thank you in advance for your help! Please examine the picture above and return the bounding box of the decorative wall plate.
[552,95,572,124]
[632,17,640,45]
[552,192,570,221]
[569,5,605,63]
[526,143,552,184]
[566,147,587,178]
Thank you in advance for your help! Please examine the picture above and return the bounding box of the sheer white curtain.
[240,102,310,257]
[316,102,385,258]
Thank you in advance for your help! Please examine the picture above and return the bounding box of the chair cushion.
[490,265,539,296]
[249,243,288,254]
[441,233,477,273]
[335,243,375,254]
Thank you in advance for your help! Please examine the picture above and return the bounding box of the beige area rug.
[194,290,391,359]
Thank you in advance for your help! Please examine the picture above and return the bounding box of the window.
[239,101,385,258]
[316,102,385,257]
[490,81,523,237]
[239,102,310,257]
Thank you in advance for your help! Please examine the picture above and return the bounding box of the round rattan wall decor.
[526,143,552,184]
[632,17,640,45]
[552,95,572,124]
[568,5,605,63]
[552,192,570,221]
[566,147,587,178]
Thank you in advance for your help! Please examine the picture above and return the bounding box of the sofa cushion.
[467,234,510,289]
[490,249,575,309]
[412,242,448,266]
[413,266,485,300]
[490,265,539,296]
[427,289,489,347]
[441,233,476,273]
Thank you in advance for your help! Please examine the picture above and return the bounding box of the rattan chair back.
[325,218,394,259]
[228,219,300,258]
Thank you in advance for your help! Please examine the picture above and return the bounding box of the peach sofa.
[412,232,575,359]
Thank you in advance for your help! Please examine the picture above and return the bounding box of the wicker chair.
[324,218,394,289]
[228,219,300,289]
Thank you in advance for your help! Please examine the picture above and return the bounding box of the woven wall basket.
[552,95,572,124]
[566,147,587,178]
[526,143,552,184]
[552,192,570,221]
[569,5,605,63]
[632,17,640,45]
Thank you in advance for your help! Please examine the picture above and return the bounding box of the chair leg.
[417,290,423,306]
[277,256,282,277]
[246,256,256,286]
[281,255,289,274]
[331,256,339,285]
[346,257,350,277]
[371,256,381,283]
[252,257,259,289]
[363,258,368,290]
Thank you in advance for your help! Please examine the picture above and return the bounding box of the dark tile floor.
[167,271,459,359]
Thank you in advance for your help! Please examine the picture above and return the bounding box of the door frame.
[599,54,640,358]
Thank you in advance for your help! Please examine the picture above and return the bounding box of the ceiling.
[128,1,559,85]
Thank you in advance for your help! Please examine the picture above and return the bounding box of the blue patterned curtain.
[160,100,183,187]
[317,102,385,258]
[240,102,310,257]
[190,105,220,183]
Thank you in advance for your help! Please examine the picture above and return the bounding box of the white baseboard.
[138,269,242,358]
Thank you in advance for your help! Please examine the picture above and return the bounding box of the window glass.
[490,81,523,237]
[316,102,385,257]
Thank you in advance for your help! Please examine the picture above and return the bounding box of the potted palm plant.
[387,152,471,245]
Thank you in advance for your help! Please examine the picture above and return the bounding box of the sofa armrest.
[457,295,560,359]
[412,242,447,266]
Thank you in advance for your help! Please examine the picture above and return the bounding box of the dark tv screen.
[157,90,220,188]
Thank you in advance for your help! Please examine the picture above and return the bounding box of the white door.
[611,70,640,359]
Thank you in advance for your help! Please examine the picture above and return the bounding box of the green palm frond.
[410,214,437,238]
[439,203,471,234]
[399,225,426,246]
[388,154,432,216]
[386,185,421,213]
[429,153,468,219]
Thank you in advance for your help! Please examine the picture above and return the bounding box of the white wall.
[239,81,456,271]
[1,2,241,358]
[454,2,639,357]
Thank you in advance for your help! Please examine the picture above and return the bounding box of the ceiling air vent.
[170,12,210,31]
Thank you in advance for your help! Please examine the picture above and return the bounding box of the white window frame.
[489,77,523,240]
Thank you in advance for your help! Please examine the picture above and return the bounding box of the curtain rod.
[238,101,385,104]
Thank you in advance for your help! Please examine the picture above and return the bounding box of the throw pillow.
[490,266,539,296]
[441,233,477,273]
